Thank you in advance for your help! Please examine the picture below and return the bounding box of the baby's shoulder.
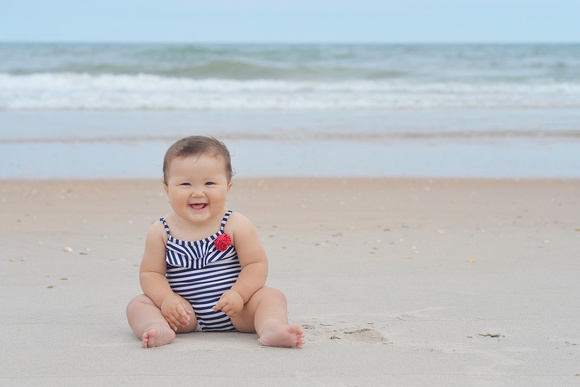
[224,211,261,247]
[225,211,255,232]
[227,210,251,225]
[146,217,169,242]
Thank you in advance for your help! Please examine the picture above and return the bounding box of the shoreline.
[2,109,580,180]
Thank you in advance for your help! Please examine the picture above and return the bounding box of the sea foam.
[1,72,578,111]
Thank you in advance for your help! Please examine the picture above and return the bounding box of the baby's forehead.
[171,152,226,164]
[167,153,228,173]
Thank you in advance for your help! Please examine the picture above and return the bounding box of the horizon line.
[1,40,579,45]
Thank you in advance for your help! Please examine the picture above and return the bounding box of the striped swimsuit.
[161,210,241,331]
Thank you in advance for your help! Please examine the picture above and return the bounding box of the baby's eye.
[205,182,215,186]
[180,182,191,186]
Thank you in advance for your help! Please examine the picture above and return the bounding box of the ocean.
[1,43,579,179]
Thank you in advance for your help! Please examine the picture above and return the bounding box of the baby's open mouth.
[189,203,207,210]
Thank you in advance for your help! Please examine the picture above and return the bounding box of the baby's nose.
[190,189,205,197]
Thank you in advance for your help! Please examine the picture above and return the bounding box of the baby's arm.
[140,222,192,330]
[213,213,268,317]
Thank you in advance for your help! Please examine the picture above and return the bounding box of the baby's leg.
[126,294,196,348]
[232,287,305,348]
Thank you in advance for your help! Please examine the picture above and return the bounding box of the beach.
[1,41,580,385]
[1,177,579,385]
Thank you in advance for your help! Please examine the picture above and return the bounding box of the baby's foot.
[142,325,176,348]
[258,324,305,349]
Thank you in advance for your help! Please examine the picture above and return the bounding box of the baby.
[126,136,305,348]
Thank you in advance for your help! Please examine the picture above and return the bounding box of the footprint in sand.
[342,328,390,344]
[396,306,446,320]
[300,321,391,344]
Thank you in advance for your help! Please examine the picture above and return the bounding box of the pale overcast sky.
[1,0,579,43]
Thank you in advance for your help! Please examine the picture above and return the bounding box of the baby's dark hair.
[163,136,233,184]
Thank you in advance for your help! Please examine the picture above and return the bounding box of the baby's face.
[164,154,232,226]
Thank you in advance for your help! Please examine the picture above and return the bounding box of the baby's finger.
[167,316,177,328]
[177,307,190,322]
[213,300,224,312]
[166,318,177,331]
[169,312,184,329]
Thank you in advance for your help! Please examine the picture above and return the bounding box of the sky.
[1,0,579,43]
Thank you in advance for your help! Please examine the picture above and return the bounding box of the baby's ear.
[163,183,169,195]
[227,182,233,192]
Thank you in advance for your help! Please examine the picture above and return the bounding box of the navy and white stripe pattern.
[161,210,241,332]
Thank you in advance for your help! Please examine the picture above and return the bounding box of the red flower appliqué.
[214,233,232,251]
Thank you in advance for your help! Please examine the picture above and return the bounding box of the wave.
[4,129,580,145]
[1,72,579,111]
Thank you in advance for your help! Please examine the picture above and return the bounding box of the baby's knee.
[175,316,198,333]
[126,294,153,312]
[260,287,287,303]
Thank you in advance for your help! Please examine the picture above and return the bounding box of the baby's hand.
[161,294,192,331]
[213,290,244,317]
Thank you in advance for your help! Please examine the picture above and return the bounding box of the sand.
[1,178,579,386]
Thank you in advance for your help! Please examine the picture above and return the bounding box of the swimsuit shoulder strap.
[220,210,233,231]
[159,217,171,236]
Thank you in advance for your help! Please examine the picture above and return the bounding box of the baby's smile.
[189,203,207,210]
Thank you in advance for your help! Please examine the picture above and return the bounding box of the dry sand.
[1,178,579,386]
